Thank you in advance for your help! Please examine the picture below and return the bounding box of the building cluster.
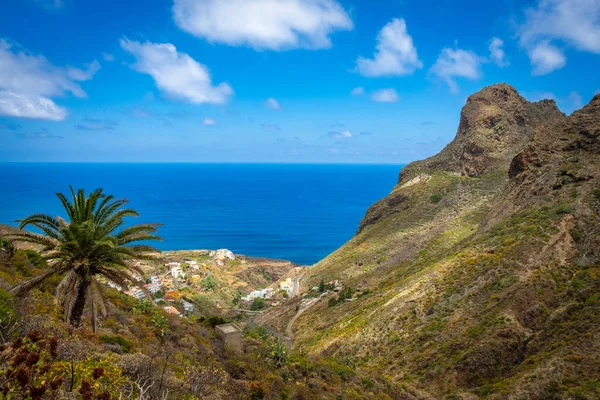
[118,259,204,302]
[241,277,295,303]
[241,287,274,302]
[209,249,235,266]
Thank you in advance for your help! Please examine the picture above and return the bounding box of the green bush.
[431,194,442,203]
[556,204,574,215]
[201,275,216,290]
[21,250,47,268]
[251,297,266,311]
[99,335,133,353]
[133,299,154,315]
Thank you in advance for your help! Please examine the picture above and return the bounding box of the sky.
[0,0,599,163]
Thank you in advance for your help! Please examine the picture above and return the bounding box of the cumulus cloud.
[262,124,280,131]
[0,39,99,120]
[355,18,422,77]
[172,0,353,51]
[328,130,353,139]
[528,41,566,75]
[429,48,483,92]
[120,38,233,105]
[264,98,281,110]
[489,37,509,67]
[371,88,399,103]
[518,0,600,75]
[75,117,118,131]
[0,91,68,121]
[351,87,365,96]
[202,117,217,126]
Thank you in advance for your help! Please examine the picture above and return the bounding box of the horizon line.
[0,161,408,166]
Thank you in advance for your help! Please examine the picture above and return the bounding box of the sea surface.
[0,163,402,265]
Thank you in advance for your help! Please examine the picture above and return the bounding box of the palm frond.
[10,266,67,297]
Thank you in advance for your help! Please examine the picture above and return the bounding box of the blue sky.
[0,0,599,163]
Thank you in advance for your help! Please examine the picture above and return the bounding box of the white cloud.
[0,40,99,120]
[0,91,68,121]
[67,60,101,81]
[103,53,115,62]
[355,18,422,77]
[351,87,365,96]
[265,98,281,110]
[518,0,600,75]
[328,130,353,139]
[371,88,399,103]
[120,38,233,105]
[489,37,509,67]
[172,0,353,51]
[528,41,566,75]
[202,117,217,126]
[429,48,483,92]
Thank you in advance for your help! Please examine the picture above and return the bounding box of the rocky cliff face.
[358,83,565,233]
[284,84,600,399]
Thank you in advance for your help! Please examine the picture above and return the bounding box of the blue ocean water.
[0,163,402,265]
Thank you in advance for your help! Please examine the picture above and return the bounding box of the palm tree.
[4,187,162,329]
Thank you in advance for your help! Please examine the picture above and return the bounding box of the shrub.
[556,204,574,215]
[133,299,154,315]
[201,275,216,290]
[99,335,133,353]
[250,298,266,311]
[431,194,442,203]
[21,250,47,269]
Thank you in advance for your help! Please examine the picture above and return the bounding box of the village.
[102,248,316,318]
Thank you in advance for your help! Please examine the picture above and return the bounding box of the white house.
[127,287,146,299]
[241,288,274,302]
[185,261,199,270]
[171,266,185,279]
[183,301,194,312]
[145,282,163,294]
[209,249,235,261]
[280,278,293,293]
[107,281,123,291]
[150,275,161,284]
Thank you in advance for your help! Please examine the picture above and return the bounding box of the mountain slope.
[287,84,600,399]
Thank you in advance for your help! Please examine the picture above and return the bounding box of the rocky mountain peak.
[399,84,565,182]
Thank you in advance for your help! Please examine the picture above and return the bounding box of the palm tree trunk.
[69,279,90,327]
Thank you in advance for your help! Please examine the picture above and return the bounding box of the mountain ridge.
[282,83,600,399]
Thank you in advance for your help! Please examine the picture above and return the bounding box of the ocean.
[0,163,402,265]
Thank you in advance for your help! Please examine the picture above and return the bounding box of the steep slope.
[285,84,599,398]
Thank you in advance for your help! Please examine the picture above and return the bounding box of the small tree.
[250,298,266,311]
[318,279,326,293]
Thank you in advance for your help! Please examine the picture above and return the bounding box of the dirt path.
[285,297,319,339]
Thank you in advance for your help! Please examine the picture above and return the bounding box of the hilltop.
[265,84,600,399]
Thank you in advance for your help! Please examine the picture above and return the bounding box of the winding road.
[239,271,320,349]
